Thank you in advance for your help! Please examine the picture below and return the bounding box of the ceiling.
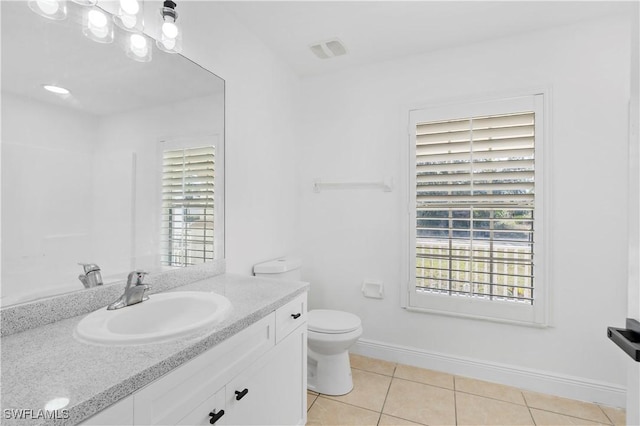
[223,1,636,77]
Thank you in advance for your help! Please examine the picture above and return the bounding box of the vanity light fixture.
[28,0,67,20]
[156,0,182,54]
[42,84,71,95]
[114,0,143,33]
[28,0,186,63]
[82,7,114,43]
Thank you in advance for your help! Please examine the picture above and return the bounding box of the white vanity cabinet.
[81,293,307,426]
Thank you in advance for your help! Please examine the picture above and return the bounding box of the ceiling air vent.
[309,39,347,59]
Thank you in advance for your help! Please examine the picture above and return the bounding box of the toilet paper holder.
[362,280,384,299]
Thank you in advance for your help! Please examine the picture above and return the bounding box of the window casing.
[161,146,215,267]
[405,94,547,325]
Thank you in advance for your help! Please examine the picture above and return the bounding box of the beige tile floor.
[306,354,626,426]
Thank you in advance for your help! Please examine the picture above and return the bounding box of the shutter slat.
[416,193,534,203]
[418,147,534,164]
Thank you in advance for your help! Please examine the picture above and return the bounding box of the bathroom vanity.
[0,273,308,426]
[84,293,307,425]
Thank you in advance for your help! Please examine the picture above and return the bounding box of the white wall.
[1,93,98,304]
[170,2,302,274]
[299,16,632,406]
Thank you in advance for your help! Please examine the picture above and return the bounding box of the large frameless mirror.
[1,0,225,307]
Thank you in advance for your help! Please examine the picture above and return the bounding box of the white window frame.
[402,93,550,326]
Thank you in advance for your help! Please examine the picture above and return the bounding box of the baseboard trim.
[352,338,626,408]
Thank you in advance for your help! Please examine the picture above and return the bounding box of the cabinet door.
[271,324,307,426]
[223,349,279,425]
[176,386,225,426]
[223,323,307,426]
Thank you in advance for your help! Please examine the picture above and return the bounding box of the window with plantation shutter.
[406,95,547,325]
[161,146,215,267]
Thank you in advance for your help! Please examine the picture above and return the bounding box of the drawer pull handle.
[291,313,301,319]
[235,388,249,400]
[209,409,225,424]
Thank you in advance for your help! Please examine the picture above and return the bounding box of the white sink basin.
[75,291,232,345]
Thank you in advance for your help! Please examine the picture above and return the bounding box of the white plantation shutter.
[161,146,215,266]
[408,95,546,325]
[415,112,535,206]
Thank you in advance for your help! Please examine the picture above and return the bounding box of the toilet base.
[307,348,354,396]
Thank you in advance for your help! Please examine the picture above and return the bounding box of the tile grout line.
[521,391,538,425]
[307,392,318,413]
[453,383,459,425]
[351,366,396,378]
[376,363,398,425]
[598,405,616,426]
[391,375,457,394]
[315,394,382,417]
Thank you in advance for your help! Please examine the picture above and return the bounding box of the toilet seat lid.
[308,310,361,334]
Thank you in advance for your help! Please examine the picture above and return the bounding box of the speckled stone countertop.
[0,274,309,426]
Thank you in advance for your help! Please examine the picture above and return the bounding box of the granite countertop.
[0,273,309,426]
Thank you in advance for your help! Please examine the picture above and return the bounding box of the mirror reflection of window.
[161,146,215,267]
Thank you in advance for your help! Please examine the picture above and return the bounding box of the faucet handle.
[133,270,148,285]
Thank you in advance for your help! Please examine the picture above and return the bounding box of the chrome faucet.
[107,271,151,310]
[78,263,103,288]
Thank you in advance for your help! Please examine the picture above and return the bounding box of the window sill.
[404,293,549,328]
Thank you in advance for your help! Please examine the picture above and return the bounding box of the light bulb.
[88,9,109,39]
[37,0,59,15]
[130,34,148,57]
[156,4,181,54]
[120,0,139,15]
[88,9,106,27]
[162,22,178,39]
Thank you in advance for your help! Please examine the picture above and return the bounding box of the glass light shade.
[156,7,182,54]
[126,33,153,62]
[28,0,67,20]
[70,0,97,5]
[82,7,114,43]
[113,0,143,32]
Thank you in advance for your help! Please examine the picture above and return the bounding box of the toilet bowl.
[252,258,363,396]
[307,309,362,395]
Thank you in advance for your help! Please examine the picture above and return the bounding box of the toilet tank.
[253,257,302,281]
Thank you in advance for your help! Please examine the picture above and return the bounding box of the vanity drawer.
[275,293,307,343]
[134,313,275,425]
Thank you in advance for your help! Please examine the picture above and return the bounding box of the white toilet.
[253,258,363,396]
